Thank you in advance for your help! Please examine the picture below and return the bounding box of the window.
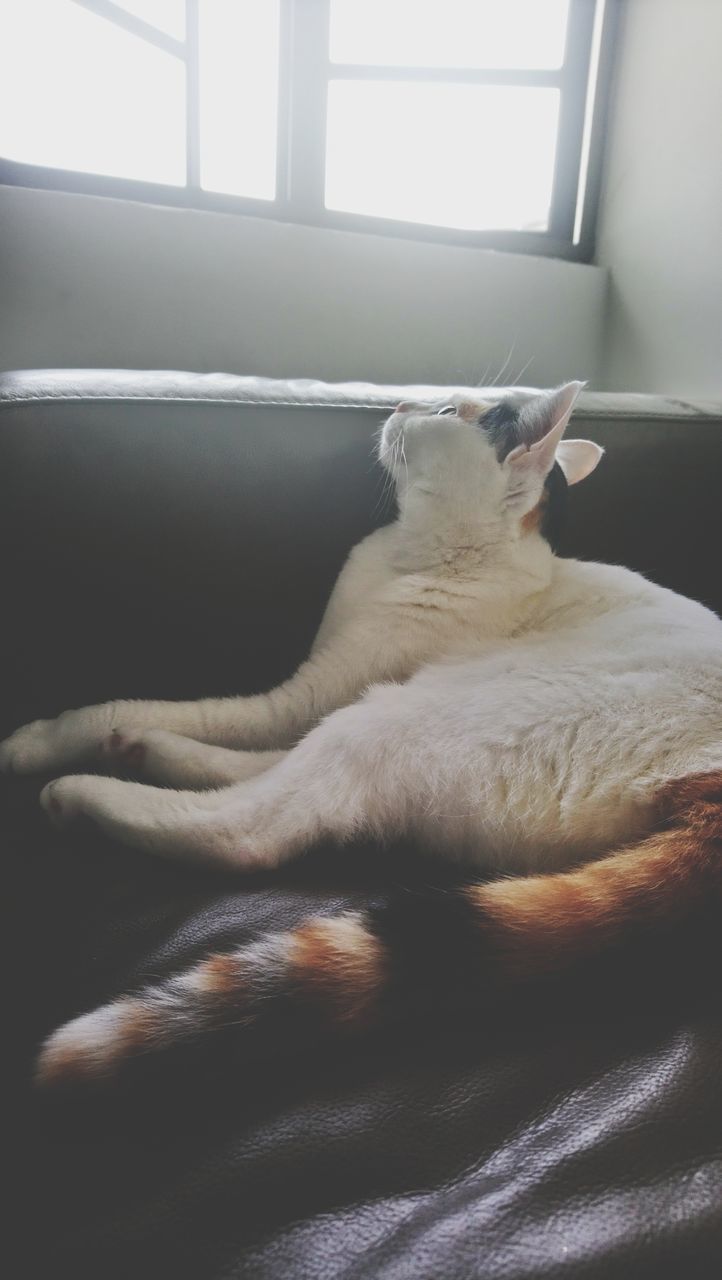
[0,0,615,260]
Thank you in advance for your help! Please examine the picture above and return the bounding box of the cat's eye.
[437,405,457,416]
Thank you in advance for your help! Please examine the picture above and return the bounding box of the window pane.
[0,0,185,184]
[114,0,185,40]
[325,82,559,231]
[330,0,570,70]
[199,0,280,200]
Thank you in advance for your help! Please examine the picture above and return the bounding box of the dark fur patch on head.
[479,399,522,461]
[479,400,568,550]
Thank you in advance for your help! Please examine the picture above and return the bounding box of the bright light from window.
[325,82,560,232]
[329,0,570,70]
[199,0,280,201]
[114,0,185,41]
[0,0,186,184]
[0,0,586,243]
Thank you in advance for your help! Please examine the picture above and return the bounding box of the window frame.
[0,0,618,262]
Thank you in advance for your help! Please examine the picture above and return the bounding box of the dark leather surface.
[4,371,722,1278]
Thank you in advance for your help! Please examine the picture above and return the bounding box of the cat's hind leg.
[40,774,236,862]
[102,729,286,789]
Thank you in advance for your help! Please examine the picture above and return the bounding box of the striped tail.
[35,770,722,1087]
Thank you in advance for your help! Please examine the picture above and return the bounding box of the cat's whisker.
[509,354,535,389]
[370,467,393,520]
[370,419,398,519]
[373,438,400,518]
[475,359,494,389]
[492,338,517,389]
[399,435,410,494]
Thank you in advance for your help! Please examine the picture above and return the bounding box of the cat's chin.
[379,416,403,463]
[381,417,404,448]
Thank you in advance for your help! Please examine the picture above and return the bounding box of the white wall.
[596,0,722,396]
[0,184,605,386]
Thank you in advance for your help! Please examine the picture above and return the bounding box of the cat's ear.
[504,382,587,486]
[555,439,604,485]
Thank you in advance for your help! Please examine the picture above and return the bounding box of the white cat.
[4,382,722,1085]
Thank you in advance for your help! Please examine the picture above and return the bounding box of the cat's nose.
[395,402,413,413]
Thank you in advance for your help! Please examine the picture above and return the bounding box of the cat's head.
[379,383,603,547]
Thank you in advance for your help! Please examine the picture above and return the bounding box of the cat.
[3,381,722,1086]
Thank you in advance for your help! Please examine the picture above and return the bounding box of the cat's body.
[301,534,722,872]
[4,382,722,1084]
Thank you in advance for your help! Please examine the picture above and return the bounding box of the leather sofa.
[4,370,722,1278]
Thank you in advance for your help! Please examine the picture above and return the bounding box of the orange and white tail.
[35,771,722,1087]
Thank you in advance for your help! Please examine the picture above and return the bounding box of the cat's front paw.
[0,719,57,774]
[1,704,117,775]
[100,728,147,772]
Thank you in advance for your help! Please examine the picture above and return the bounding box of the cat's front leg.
[0,633,383,775]
[1,596,447,776]
[0,694,284,776]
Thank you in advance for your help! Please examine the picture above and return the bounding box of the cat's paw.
[100,728,147,772]
[40,774,119,828]
[0,706,114,774]
[39,776,89,827]
[0,719,57,774]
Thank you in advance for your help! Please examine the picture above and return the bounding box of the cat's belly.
[405,757,657,874]
[372,644,722,873]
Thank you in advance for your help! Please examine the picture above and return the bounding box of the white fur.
[4,383,722,876]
